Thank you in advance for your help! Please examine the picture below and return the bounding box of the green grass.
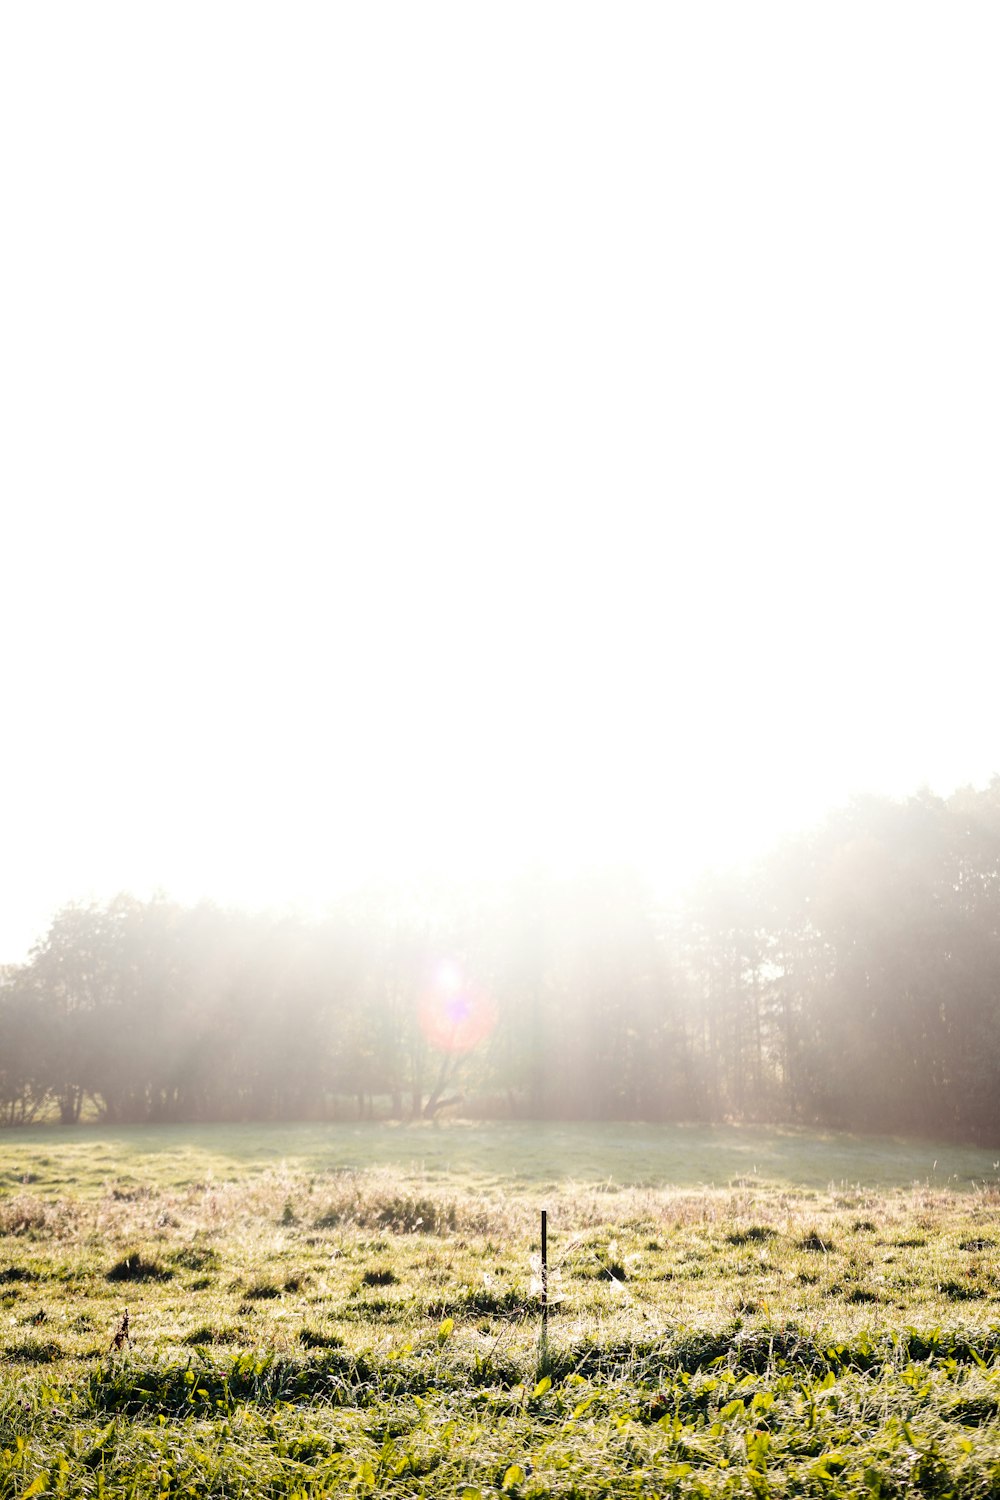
[4,1119,1000,1198]
[2,1125,1000,1495]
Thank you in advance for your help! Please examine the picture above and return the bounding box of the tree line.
[2,780,999,1142]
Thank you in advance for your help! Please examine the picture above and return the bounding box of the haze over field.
[3,4,999,964]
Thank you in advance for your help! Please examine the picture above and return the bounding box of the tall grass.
[2,1129,1000,1495]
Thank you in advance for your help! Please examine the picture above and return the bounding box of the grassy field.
[2,1123,1000,1497]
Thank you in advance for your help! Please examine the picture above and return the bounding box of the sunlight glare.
[418,964,497,1056]
[1,3,998,961]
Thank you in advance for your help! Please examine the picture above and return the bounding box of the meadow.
[2,1122,1000,1497]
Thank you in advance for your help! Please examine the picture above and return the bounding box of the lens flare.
[418,961,496,1054]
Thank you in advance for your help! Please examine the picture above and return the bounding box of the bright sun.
[1,5,998,960]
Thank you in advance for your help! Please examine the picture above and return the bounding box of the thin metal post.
[541,1209,548,1332]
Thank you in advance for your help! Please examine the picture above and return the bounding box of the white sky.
[2,4,999,963]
